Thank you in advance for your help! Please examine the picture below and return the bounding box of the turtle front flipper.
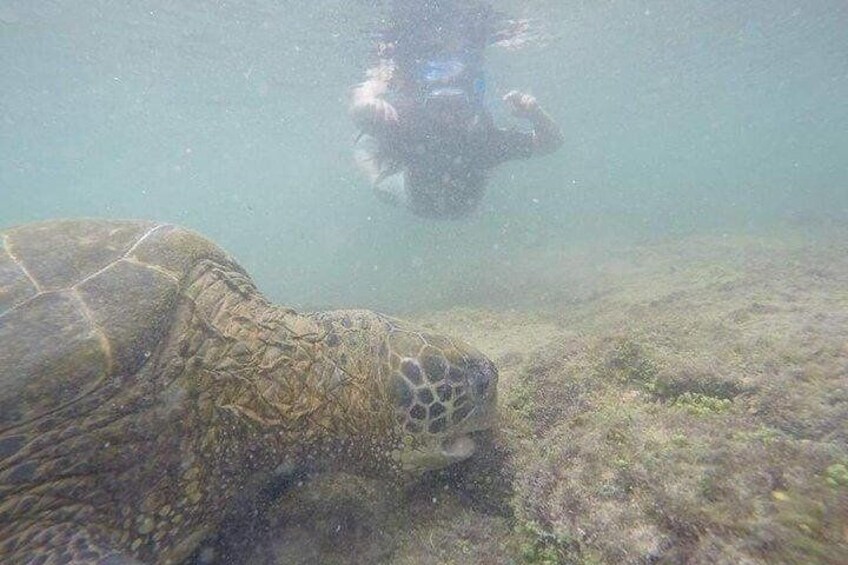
[2,520,143,564]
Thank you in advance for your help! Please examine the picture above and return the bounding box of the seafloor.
[217,224,847,564]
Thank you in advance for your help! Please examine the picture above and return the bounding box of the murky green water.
[2,1,845,312]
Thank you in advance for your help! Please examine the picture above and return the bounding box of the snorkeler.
[349,0,563,219]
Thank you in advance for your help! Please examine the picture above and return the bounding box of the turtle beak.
[440,434,476,462]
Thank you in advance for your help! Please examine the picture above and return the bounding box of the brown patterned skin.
[0,220,497,564]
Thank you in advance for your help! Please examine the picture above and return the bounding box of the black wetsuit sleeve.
[483,127,535,167]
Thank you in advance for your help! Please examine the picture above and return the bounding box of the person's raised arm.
[503,90,563,155]
[349,60,399,134]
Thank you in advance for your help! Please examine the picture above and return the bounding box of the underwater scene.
[1,0,846,563]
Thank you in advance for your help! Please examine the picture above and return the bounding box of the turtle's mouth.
[440,434,476,461]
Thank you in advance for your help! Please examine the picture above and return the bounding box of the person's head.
[414,55,486,131]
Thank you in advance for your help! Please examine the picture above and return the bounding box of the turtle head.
[384,329,498,474]
[304,310,497,477]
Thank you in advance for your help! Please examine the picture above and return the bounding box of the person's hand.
[503,90,540,120]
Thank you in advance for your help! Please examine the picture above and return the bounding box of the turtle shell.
[0,219,237,429]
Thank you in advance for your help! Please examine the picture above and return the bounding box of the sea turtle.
[0,219,498,564]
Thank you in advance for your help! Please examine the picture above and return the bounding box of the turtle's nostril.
[472,362,495,398]
[474,374,488,397]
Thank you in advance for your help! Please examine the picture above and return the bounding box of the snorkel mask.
[419,57,486,123]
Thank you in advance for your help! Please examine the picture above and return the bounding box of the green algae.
[514,521,572,564]
[672,392,732,415]
[601,338,663,394]
[824,463,848,489]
